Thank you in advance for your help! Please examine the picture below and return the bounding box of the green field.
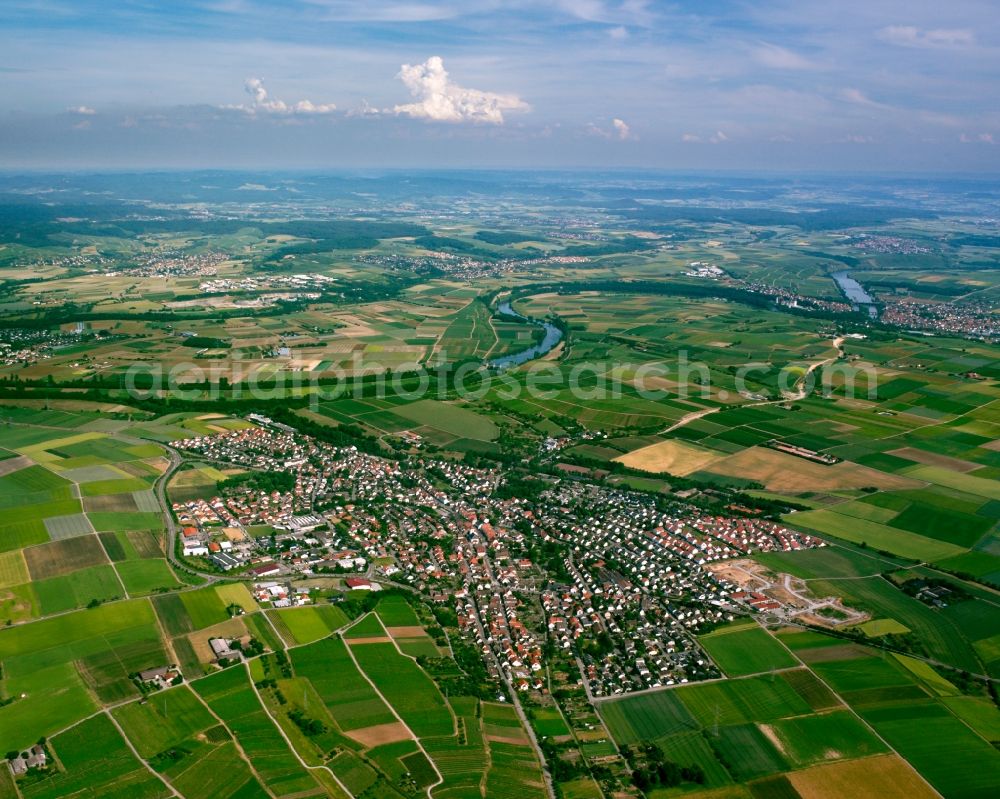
[115,559,182,595]
[708,723,787,781]
[344,611,388,638]
[33,563,123,613]
[765,711,888,767]
[179,585,230,629]
[390,399,499,441]
[600,670,818,747]
[375,594,422,626]
[861,702,1000,798]
[152,592,194,635]
[784,509,966,561]
[529,707,571,738]
[350,641,455,737]
[698,624,798,677]
[290,636,397,731]
[599,689,697,744]
[22,713,170,799]
[112,684,217,758]
[192,665,323,797]
[269,604,349,645]
[163,740,268,799]
[0,663,98,750]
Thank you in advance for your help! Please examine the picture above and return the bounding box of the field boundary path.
[657,334,846,436]
[339,616,445,799]
[244,660,357,799]
[105,709,184,799]
[763,620,944,799]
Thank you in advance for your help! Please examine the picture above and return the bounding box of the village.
[0,327,97,367]
[879,297,999,341]
[102,250,228,279]
[173,419,824,698]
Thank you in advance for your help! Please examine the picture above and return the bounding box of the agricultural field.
[0,171,999,799]
[697,622,799,677]
[192,666,325,797]
[758,544,997,677]
[268,604,350,645]
[0,411,188,621]
[349,640,455,738]
[111,684,218,758]
[601,629,1000,798]
[21,713,171,799]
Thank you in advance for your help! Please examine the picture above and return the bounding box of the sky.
[0,0,998,171]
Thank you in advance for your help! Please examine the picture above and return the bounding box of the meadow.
[268,604,349,645]
[697,622,799,677]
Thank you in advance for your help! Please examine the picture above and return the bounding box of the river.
[831,270,878,319]
[488,300,564,369]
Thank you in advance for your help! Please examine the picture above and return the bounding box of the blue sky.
[0,0,998,170]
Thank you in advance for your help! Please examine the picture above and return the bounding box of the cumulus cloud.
[393,56,528,124]
[346,99,382,118]
[612,118,632,139]
[608,25,628,40]
[234,78,337,115]
[585,118,635,140]
[69,105,96,115]
[879,26,974,49]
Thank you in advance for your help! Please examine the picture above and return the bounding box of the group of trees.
[218,470,296,494]
[623,743,706,792]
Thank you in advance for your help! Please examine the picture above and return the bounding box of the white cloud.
[680,131,728,144]
[393,56,528,124]
[586,118,634,140]
[612,118,632,139]
[839,87,884,108]
[69,105,96,115]
[608,25,628,40]
[234,77,336,115]
[304,1,462,22]
[555,0,653,27]
[839,134,874,143]
[346,99,382,118]
[752,43,816,70]
[960,132,995,144]
[879,26,974,49]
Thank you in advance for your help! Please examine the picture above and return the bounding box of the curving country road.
[657,334,845,436]
[153,443,220,583]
